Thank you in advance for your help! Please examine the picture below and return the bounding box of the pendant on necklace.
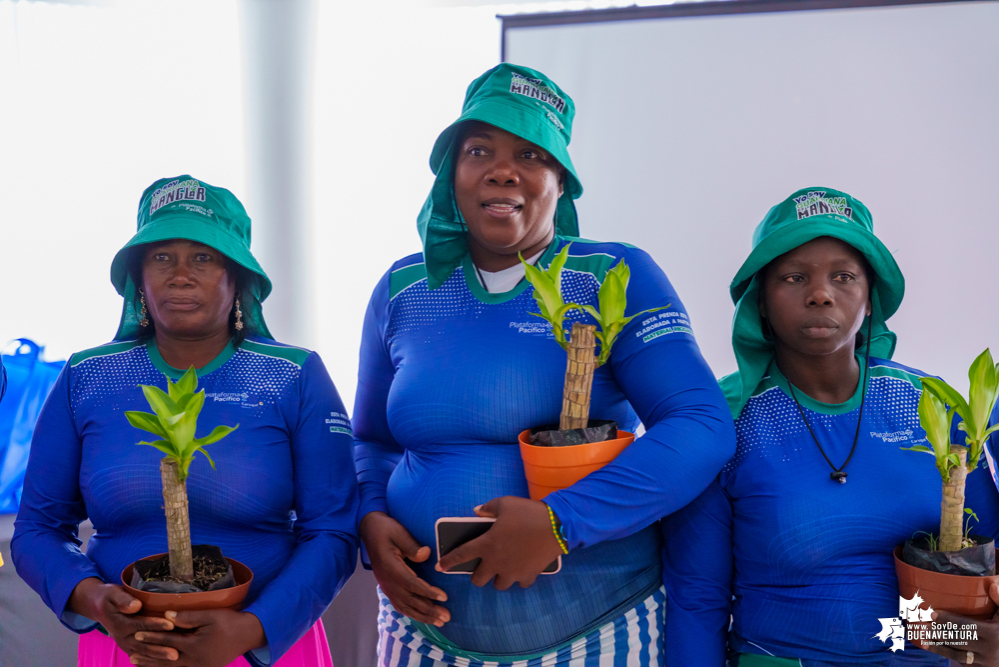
[830,472,847,483]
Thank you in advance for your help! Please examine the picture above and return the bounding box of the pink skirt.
[78,619,333,667]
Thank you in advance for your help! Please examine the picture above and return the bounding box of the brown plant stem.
[160,458,194,581]
[560,322,596,431]
[939,446,968,552]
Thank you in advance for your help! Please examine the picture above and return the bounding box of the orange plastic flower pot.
[121,553,253,618]
[894,545,999,619]
[518,429,635,500]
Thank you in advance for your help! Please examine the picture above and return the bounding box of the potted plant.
[895,349,999,620]
[119,368,252,617]
[517,244,667,500]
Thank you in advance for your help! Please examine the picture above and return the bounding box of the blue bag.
[0,340,65,514]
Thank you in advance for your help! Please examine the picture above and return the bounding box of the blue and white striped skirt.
[378,586,666,666]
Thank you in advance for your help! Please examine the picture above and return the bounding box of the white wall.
[506,1,999,391]
[310,1,502,409]
[6,0,993,404]
[0,0,245,361]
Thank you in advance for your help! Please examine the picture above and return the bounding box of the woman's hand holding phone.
[360,511,451,627]
[435,497,565,590]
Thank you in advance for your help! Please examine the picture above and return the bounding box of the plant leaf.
[899,445,934,454]
[597,320,629,366]
[597,261,628,325]
[140,384,180,419]
[196,424,239,447]
[176,366,198,396]
[922,377,974,434]
[579,304,602,324]
[136,439,180,458]
[917,388,952,463]
[165,375,181,402]
[177,391,207,447]
[551,303,584,349]
[968,349,999,442]
[548,244,571,295]
[175,455,194,482]
[192,445,216,470]
[629,305,672,321]
[124,411,168,438]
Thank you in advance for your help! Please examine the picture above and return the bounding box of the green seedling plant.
[964,508,980,548]
[521,244,578,351]
[125,367,238,581]
[903,349,999,552]
[911,530,939,552]
[521,243,668,429]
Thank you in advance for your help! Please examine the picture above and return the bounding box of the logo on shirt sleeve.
[326,411,352,435]
[635,311,693,343]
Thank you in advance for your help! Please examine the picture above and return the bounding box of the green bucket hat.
[110,175,273,341]
[418,63,583,289]
[718,187,905,419]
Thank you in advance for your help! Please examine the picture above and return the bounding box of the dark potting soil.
[902,535,996,577]
[529,419,618,447]
[133,544,236,593]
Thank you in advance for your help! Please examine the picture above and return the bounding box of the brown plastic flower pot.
[518,429,635,500]
[121,553,253,618]
[894,545,999,619]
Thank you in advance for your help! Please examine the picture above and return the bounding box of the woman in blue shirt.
[12,176,358,667]
[354,64,735,666]
[664,187,999,666]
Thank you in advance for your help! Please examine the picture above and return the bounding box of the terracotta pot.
[518,429,635,500]
[121,553,253,618]
[894,545,999,619]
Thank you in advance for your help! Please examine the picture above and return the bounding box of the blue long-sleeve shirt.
[663,358,999,666]
[11,336,359,666]
[353,236,735,655]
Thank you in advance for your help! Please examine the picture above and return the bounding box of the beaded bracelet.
[547,504,569,555]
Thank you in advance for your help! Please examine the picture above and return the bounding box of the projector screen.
[504,0,999,391]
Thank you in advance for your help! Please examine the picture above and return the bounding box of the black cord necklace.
[773,316,873,484]
[474,263,490,293]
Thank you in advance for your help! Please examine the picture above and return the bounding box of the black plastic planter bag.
[132,544,236,593]
[529,420,618,447]
[902,536,996,577]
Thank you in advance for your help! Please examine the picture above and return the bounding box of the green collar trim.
[869,362,922,391]
[70,340,142,367]
[764,354,868,415]
[460,240,560,304]
[146,340,237,379]
[240,339,310,368]
[389,262,429,300]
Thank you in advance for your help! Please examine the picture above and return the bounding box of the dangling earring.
[234,294,244,331]
[139,289,150,328]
